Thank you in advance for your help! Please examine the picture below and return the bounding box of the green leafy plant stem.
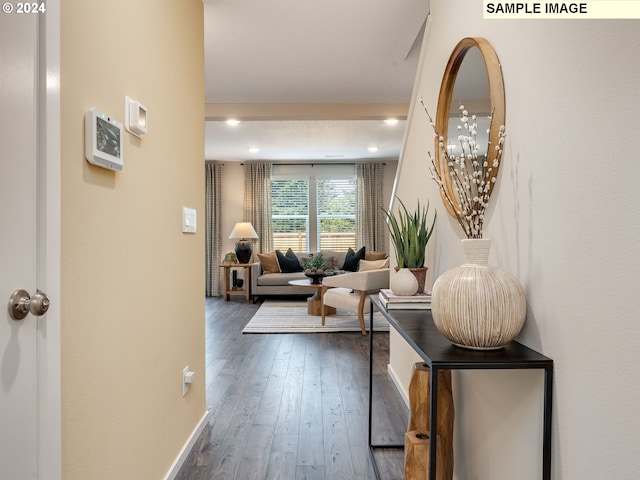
[382,197,436,268]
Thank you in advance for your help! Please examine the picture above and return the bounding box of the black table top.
[371,296,553,370]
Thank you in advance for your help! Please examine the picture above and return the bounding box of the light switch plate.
[182,366,190,396]
[182,207,196,233]
[125,96,147,138]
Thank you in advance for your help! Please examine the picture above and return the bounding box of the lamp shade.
[229,222,258,240]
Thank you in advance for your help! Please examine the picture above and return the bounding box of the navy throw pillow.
[276,248,303,273]
[343,246,366,272]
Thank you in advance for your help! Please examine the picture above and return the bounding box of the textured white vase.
[390,267,419,296]
[431,239,526,350]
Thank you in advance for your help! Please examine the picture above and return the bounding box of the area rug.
[242,299,389,334]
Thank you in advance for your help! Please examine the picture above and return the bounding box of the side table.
[220,262,256,303]
[368,295,554,480]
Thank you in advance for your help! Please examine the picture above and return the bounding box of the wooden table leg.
[222,266,230,301]
[407,363,454,480]
[405,430,443,480]
[244,265,251,303]
[307,288,336,316]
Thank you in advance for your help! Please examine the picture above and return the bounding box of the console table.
[368,295,554,480]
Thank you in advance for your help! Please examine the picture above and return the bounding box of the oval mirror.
[434,37,505,218]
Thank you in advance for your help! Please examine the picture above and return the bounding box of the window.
[272,178,309,252]
[271,165,356,252]
[316,178,356,251]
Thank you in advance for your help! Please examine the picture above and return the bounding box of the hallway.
[175,297,407,479]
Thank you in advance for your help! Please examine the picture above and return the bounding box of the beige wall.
[391,2,640,479]
[60,1,206,478]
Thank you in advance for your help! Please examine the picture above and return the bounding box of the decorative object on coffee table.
[382,196,436,295]
[303,272,325,284]
[302,252,326,284]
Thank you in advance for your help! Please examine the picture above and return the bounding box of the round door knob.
[29,290,50,316]
[7,289,50,320]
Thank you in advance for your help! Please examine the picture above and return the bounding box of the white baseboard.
[387,363,410,409]
[163,407,212,480]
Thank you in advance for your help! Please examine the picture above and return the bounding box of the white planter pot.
[390,267,419,296]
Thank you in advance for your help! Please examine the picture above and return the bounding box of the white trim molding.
[163,408,212,480]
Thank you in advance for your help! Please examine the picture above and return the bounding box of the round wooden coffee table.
[288,279,337,316]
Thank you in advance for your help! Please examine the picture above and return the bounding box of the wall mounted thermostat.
[85,108,124,171]
[125,96,148,138]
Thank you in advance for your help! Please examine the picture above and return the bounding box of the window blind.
[272,179,309,252]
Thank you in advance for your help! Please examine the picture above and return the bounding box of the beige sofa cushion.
[257,251,280,274]
[359,258,390,271]
[257,271,306,286]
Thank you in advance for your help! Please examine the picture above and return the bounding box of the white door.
[1,11,46,479]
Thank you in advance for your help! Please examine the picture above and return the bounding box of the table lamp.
[229,222,259,264]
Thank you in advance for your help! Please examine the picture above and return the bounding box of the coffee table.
[288,279,336,316]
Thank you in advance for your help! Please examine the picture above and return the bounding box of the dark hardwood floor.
[175,296,408,480]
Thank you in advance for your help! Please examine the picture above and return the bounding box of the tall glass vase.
[431,239,526,350]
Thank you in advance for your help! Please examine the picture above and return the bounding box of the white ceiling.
[204,119,407,161]
[203,0,429,162]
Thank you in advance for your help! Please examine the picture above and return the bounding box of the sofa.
[250,248,388,298]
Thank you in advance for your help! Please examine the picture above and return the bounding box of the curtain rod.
[238,162,386,166]
[206,161,388,166]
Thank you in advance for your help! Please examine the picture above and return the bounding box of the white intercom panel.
[85,108,124,171]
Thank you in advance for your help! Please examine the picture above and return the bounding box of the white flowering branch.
[421,98,505,239]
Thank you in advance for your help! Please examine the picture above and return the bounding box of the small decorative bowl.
[304,272,326,284]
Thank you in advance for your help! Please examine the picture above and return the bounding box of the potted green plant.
[382,197,436,294]
[302,253,326,284]
[303,253,325,272]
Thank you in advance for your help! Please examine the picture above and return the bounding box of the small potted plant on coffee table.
[303,253,326,284]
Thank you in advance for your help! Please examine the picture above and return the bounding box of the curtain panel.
[356,162,386,253]
[205,161,223,296]
[243,162,273,253]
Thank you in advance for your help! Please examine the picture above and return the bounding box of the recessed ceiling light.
[384,118,399,125]
[226,119,240,126]
[248,147,259,153]
[368,146,379,152]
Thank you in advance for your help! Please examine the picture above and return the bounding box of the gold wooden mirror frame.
[434,37,505,218]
